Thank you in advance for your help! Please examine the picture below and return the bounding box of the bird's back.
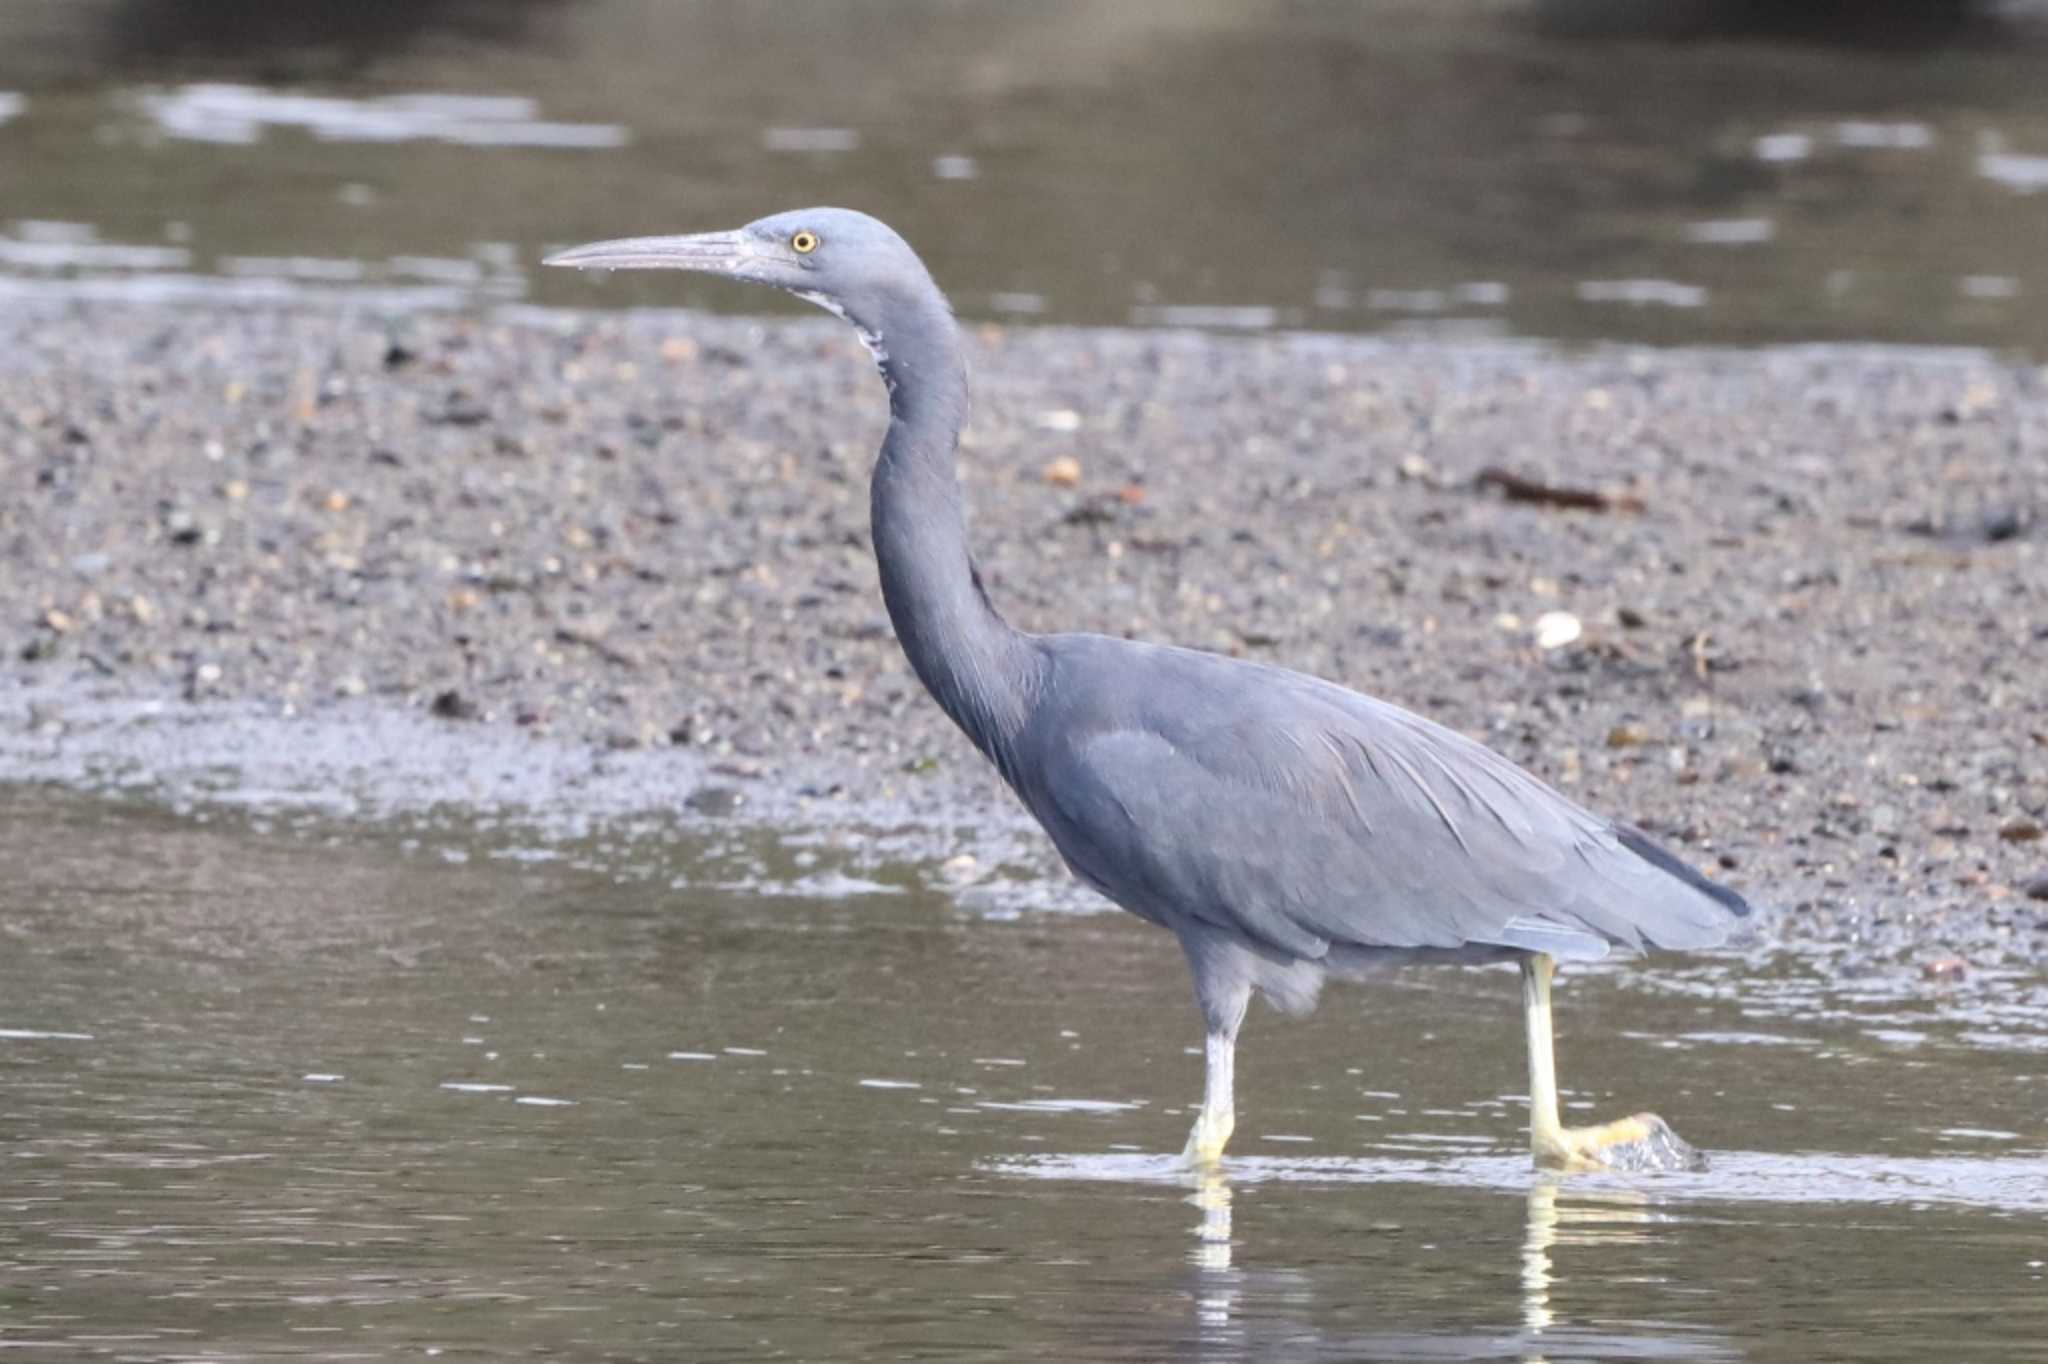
[1006,632,1748,971]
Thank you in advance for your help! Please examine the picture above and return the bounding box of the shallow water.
[2,785,2043,1360]
[4,1,2048,350]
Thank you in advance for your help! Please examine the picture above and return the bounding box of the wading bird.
[546,209,1750,1172]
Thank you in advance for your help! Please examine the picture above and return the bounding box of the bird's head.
[544,207,942,363]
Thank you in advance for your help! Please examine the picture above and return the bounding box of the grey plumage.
[547,207,1751,1169]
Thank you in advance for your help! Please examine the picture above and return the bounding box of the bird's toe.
[1542,1112,1707,1173]
[1180,1115,1234,1169]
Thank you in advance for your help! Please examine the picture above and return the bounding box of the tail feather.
[1614,825,1751,919]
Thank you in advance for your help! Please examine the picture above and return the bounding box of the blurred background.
[1,0,2046,348]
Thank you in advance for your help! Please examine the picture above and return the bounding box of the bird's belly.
[1013,785,1175,930]
[1055,851,1174,929]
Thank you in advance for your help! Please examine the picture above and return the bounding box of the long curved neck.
[866,295,1037,773]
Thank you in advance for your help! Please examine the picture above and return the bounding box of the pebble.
[1042,455,1082,487]
[430,690,478,721]
[1533,611,1581,650]
[684,786,745,817]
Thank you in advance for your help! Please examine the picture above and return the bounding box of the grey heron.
[545,208,1751,1172]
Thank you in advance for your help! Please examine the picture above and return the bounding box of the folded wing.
[1031,639,1746,965]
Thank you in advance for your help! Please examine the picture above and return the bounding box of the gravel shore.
[1,301,2043,968]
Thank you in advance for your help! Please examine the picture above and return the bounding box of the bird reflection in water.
[1180,1167,1719,1364]
[1187,1169,1238,1350]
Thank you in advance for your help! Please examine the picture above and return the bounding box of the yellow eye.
[791,230,819,254]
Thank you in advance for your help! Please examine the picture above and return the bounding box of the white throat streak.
[793,289,893,390]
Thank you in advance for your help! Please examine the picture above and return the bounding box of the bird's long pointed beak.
[543,231,753,274]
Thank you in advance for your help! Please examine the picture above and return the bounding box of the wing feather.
[1025,637,1746,963]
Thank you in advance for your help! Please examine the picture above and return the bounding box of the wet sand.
[1,300,2043,968]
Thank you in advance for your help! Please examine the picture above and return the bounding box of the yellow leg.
[1520,954,1705,1172]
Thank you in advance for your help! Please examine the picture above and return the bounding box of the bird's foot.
[1180,1111,1234,1169]
[1536,1112,1706,1173]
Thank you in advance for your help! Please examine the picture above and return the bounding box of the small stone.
[429,689,477,721]
[2023,875,2048,902]
[1999,818,2043,844]
[1534,611,1581,650]
[1980,506,2025,543]
[434,394,491,427]
[335,675,367,697]
[164,510,202,546]
[324,490,351,513]
[1957,380,1999,417]
[684,786,744,817]
[1606,723,1650,748]
[1920,957,1967,983]
[40,608,74,633]
[1043,455,1082,488]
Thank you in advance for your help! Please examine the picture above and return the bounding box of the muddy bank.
[0,301,2043,968]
